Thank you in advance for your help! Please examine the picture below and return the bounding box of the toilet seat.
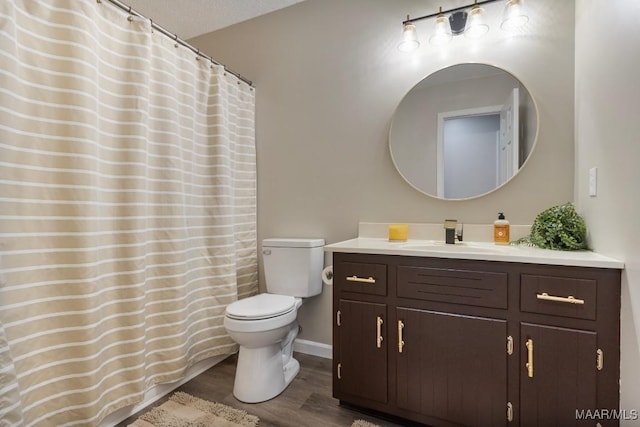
[226,293,296,320]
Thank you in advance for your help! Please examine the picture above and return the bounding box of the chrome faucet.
[444,219,463,244]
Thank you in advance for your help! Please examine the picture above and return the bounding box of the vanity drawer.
[397,266,508,309]
[520,274,596,320]
[335,260,387,296]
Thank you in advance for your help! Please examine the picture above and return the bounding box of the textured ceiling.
[124,0,306,40]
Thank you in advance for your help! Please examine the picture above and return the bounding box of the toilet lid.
[225,294,297,320]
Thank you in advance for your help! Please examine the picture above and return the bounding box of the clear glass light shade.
[429,15,453,45]
[501,0,529,30]
[464,5,489,38]
[398,22,420,52]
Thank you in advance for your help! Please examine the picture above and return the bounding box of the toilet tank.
[262,238,325,297]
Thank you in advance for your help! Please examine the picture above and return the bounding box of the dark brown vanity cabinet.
[333,258,389,405]
[396,308,508,426]
[332,252,621,427]
[519,323,597,427]
[517,269,621,427]
[336,299,388,404]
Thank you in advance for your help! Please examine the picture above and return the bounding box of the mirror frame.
[389,62,539,201]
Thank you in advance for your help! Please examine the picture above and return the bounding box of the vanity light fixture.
[398,16,420,52]
[501,0,529,30]
[429,8,453,46]
[398,0,529,51]
[464,2,490,38]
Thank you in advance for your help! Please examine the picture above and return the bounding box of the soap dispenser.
[494,212,510,245]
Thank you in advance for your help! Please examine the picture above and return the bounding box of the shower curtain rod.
[103,0,254,88]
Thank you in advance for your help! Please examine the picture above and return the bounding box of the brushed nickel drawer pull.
[346,275,376,284]
[376,316,384,348]
[536,292,585,305]
[398,320,405,353]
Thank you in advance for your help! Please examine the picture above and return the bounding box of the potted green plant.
[515,202,588,250]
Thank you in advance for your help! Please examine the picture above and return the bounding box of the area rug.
[351,420,381,427]
[128,391,259,427]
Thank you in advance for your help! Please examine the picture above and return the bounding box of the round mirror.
[389,63,538,200]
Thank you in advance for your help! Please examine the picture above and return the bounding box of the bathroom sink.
[398,240,512,254]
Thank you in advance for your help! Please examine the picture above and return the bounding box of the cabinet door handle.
[597,349,604,371]
[536,292,585,305]
[526,338,534,378]
[337,362,342,379]
[398,320,405,353]
[346,275,376,284]
[376,316,384,348]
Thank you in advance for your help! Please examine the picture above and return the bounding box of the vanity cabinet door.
[396,307,508,427]
[520,323,598,427]
[335,299,388,404]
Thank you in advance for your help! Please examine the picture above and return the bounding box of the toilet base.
[232,346,300,403]
[231,322,300,403]
[283,357,300,387]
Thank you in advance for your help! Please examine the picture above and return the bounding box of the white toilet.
[223,238,325,403]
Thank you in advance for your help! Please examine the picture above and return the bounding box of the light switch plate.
[589,167,597,197]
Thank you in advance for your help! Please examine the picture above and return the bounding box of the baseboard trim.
[100,353,231,427]
[294,339,332,359]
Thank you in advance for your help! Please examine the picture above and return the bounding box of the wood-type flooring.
[116,352,412,427]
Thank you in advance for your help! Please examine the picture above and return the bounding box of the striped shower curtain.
[0,1,257,425]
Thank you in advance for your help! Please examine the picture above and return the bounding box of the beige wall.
[190,0,576,345]
[575,0,640,415]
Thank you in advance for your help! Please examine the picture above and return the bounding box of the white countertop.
[324,237,624,269]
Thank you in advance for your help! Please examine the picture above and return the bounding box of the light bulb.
[429,14,453,45]
[398,21,420,52]
[501,0,529,30]
[464,5,489,38]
